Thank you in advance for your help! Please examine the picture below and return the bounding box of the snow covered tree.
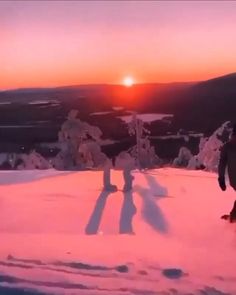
[55,110,118,190]
[0,153,18,170]
[79,140,119,191]
[172,122,233,171]
[187,155,202,170]
[79,140,108,168]
[173,147,193,168]
[195,121,232,172]
[17,150,51,170]
[56,110,103,170]
[127,113,159,169]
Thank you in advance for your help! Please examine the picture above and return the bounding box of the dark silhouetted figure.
[218,124,236,222]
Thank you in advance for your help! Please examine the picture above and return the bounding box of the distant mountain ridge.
[0,72,236,135]
[2,72,235,93]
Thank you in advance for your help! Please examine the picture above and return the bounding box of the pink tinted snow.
[0,168,235,294]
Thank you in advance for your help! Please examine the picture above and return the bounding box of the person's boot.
[230,201,236,223]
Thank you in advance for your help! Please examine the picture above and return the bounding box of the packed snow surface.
[0,168,236,295]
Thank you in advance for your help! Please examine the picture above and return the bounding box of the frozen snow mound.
[173,147,193,168]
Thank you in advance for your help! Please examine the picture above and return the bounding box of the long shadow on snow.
[119,191,137,234]
[134,184,168,234]
[85,190,112,234]
[144,174,168,197]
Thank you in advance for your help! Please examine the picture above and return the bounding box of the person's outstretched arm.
[218,144,227,191]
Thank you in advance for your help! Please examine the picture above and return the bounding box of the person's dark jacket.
[218,137,236,190]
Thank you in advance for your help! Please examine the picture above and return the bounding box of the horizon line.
[1,71,235,92]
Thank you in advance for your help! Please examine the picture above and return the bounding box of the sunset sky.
[1,0,236,89]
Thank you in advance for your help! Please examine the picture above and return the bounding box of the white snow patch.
[90,111,113,116]
[28,100,60,105]
[0,125,35,128]
[112,106,124,111]
[119,113,173,123]
[151,133,204,139]
[100,139,116,145]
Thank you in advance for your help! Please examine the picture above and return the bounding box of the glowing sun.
[123,76,134,87]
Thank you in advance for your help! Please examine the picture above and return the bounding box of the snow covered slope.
[0,168,236,295]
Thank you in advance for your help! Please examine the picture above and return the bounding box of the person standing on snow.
[218,124,236,222]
